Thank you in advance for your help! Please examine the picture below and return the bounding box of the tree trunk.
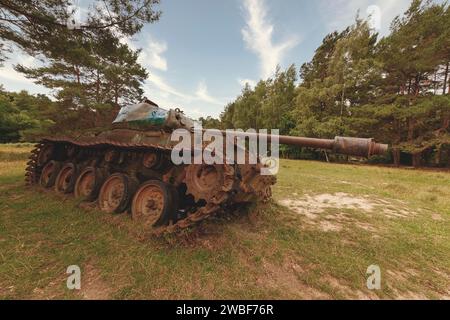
[407,118,416,141]
[393,118,402,144]
[443,62,449,95]
[94,109,98,127]
[392,118,402,167]
[340,86,345,117]
[393,148,401,167]
[96,70,100,104]
[443,114,450,130]
[436,147,441,166]
[433,71,437,95]
[447,148,450,168]
[74,65,80,85]
[414,74,421,96]
[412,152,421,168]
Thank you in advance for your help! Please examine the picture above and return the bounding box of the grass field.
[0,144,449,300]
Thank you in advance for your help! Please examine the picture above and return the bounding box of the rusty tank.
[25,99,388,233]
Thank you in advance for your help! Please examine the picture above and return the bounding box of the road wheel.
[55,163,78,194]
[98,173,137,214]
[39,160,62,188]
[74,167,105,201]
[131,180,177,227]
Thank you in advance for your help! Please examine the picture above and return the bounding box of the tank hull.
[25,128,275,233]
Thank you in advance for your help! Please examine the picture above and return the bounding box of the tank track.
[26,137,276,234]
[25,142,44,186]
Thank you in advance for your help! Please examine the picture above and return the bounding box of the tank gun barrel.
[221,131,388,158]
[275,135,388,158]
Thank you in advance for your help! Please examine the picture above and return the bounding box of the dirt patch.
[386,268,450,299]
[321,275,378,300]
[388,287,429,300]
[31,275,67,300]
[431,213,444,221]
[258,258,330,299]
[387,269,411,283]
[319,220,343,232]
[280,193,412,217]
[279,193,415,233]
[28,263,113,300]
[80,264,113,300]
[0,284,15,298]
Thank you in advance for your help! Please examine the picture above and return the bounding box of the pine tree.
[300,28,350,87]
[0,0,160,55]
[358,0,450,166]
[293,20,380,139]
[0,0,159,132]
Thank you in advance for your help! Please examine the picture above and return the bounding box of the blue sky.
[0,0,414,119]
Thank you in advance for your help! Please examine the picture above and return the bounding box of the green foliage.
[293,19,382,139]
[219,65,297,134]
[0,87,56,142]
[199,116,222,129]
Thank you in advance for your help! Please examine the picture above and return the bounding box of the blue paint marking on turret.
[113,102,169,125]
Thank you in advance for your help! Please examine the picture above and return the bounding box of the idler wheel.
[55,163,78,194]
[98,173,137,213]
[74,167,106,201]
[39,160,62,188]
[131,180,177,227]
[185,164,234,204]
[37,144,54,167]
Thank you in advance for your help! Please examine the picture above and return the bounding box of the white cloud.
[237,78,257,88]
[195,81,224,106]
[123,33,225,114]
[146,75,226,115]
[0,52,37,83]
[147,73,190,100]
[143,80,224,119]
[139,38,168,71]
[0,51,51,95]
[121,36,168,71]
[0,65,32,84]
[241,0,299,79]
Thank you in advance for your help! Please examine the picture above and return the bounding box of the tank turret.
[113,99,197,131]
[113,101,388,158]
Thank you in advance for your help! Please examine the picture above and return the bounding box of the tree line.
[203,0,450,166]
